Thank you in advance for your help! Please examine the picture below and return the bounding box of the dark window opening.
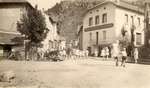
[89,17,93,26]
[102,13,107,23]
[95,15,99,25]
[96,32,99,45]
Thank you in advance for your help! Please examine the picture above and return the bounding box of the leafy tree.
[119,26,130,49]
[131,24,136,47]
[16,6,48,60]
[17,6,48,46]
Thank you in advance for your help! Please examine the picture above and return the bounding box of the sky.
[28,0,62,10]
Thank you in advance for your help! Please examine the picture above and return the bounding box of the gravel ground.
[0,59,150,88]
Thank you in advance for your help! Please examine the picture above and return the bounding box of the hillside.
[46,0,144,41]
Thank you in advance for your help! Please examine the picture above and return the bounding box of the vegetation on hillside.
[46,0,105,41]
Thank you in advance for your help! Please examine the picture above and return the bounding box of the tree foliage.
[131,24,136,47]
[17,7,48,46]
[119,26,130,49]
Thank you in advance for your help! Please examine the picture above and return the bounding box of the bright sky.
[28,0,62,10]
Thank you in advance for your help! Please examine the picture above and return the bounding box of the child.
[94,49,98,57]
[101,48,105,60]
[134,48,139,64]
[121,48,127,67]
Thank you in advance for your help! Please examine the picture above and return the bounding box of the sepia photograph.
[0,0,150,88]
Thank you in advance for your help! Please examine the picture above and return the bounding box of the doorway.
[3,45,12,58]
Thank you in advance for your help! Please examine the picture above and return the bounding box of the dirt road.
[0,59,150,88]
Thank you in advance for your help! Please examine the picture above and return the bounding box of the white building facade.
[82,0,144,54]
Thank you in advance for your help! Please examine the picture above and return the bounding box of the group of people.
[100,47,110,60]
[112,45,139,67]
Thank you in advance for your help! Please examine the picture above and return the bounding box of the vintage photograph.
[0,0,150,88]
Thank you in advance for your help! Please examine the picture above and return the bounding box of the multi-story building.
[82,0,145,54]
[0,0,33,57]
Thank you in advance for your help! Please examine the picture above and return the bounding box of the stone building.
[81,0,145,54]
[0,0,33,57]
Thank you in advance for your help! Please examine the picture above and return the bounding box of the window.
[125,14,128,23]
[95,15,99,25]
[138,17,140,25]
[102,13,107,23]
[103,31,106,40]
[131,16,134,25]
[136,33,142,45]
[90,32,92,41]
[96,32,99,45]
[89,17,93,26]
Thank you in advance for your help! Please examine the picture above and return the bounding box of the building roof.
[88,0,144,14]
[0,0,33,8]
[0,32,22,45]
[0,0,27,3]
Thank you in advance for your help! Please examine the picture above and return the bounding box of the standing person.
[94,48,98,57]
[112,43,120,66]
[85,49,89,58]
[134,48,139,64]
[101,48,105,60]
[105,47,109,60]
[121,48,127,67]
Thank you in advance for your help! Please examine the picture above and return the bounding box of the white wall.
[0,5,26,33]
[41,12,59,52]
[83,3,115,28]
[83,3,116,50]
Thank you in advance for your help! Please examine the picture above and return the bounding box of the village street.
[0,58,150,88]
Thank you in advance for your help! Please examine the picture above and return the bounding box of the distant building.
[58,36,66,50]
[40,13,66,52]
[0,0,33,57]
[82,0,144,54]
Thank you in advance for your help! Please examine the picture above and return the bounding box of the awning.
[0,32,22,45]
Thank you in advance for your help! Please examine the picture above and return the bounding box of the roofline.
[0,0,34,9]
[86,0,144,15]
[0,31,21,35]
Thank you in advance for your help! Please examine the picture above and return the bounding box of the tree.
[119,26,130,49]
[17,6,48,46]
[17,6,48,60]
[131,24,136,47]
